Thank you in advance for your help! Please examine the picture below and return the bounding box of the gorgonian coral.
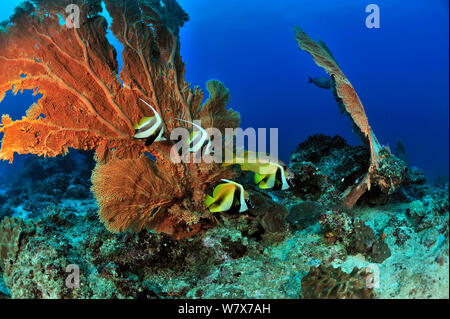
[294,27,405,207]
[0,0,240,238]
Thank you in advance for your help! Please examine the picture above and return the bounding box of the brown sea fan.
[294,26,405,207]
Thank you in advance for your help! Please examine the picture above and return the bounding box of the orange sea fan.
[0,0,240,238]
[91,146,235,239]
[91,153,184,234]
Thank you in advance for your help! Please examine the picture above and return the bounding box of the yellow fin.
[206,183,236,213]
[205,195,215,208]
[134,116,154,130]
[209,190,235,213]
[213,183,235,198]
[254,173,265,184]
[190,130,201,140]
[258,173,276,189]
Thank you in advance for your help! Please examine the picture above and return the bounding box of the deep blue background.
[0,0,448,180]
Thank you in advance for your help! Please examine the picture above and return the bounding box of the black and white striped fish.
[205,179,249,213]
[133,99,166,146]
[254,161,291,191]
[176,118,213,155]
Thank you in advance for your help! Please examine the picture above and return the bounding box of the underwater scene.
[0,0,448,302]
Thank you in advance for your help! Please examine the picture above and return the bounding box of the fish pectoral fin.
[208,192,235,213]
[258,174,276,189]
[207,184,236,213]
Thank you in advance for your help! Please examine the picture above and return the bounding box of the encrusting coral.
[294,27,406,208]
[0,0,240,238]
[0,217,35,272]
[301,264,376,299]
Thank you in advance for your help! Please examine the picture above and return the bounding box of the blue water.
[0,0,448,180]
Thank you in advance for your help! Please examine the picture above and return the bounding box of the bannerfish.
[308,76,333,89]
[254,161,290,191]
[176,118,213,154]
[134,99,166,146]
[223,150,294,190]
[205,179,249,213]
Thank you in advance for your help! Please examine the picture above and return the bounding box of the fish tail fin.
[205,195,215,208]
[308,76,313,84]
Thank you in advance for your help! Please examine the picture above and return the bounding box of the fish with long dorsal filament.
[222,148,294,190]
[133,99,166,146]
[176,118,213,155]
[205,179,249,213]
[253,161,291,190]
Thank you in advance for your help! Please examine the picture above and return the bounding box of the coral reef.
[289,134,407,207]
[347,219,391,264]
[294,28,407,208]
[289,134,368,206]
[0,151,93,220]
[0,0,240,238]
[319,211,391,263]
[301,265,375,299]
[0,217,35,272]
[0,175,447,299]
[319,210,354,246]
[286,201,326,231]
[218,189,289,242]
[0,0,447,300]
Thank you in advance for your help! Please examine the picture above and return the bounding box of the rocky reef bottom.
[0,135,448,299]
